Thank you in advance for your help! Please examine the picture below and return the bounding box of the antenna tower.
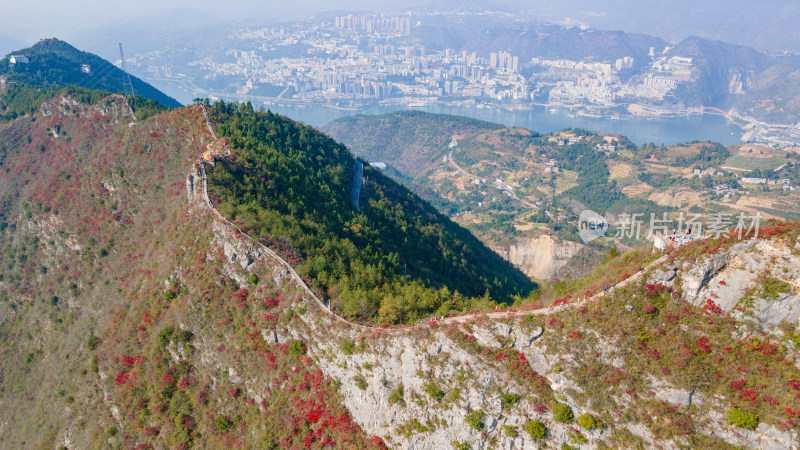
[118,43,135,98]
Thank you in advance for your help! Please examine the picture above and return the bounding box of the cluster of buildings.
[8,55,29,64]
[736,114,800,148]
[695,170,798,200]
[740,176,796,189]
[128,11,704,113]
[688,163,798,192]
[124,10,799,147]
[333,14,411,34]
[132,13,536,105]
[541,53,695,108]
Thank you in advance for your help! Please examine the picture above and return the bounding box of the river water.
[261,103,743,146]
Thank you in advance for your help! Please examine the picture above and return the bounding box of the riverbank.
[265,102,745,146]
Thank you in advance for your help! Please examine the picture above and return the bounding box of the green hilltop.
[0,38,181,109]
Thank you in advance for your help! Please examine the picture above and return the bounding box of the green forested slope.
[206,102,536,323]
[322,110,503,177]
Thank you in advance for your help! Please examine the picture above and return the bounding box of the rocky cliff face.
[508,235,584,280]
[666,35,773,106]
[210,214,800,449]
[650,237,800,333]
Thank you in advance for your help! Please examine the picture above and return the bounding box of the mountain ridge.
[0,88,798,448]
[0,91,386,448]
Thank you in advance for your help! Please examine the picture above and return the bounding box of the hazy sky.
[1,0,433,43]
[3,0,800,52]
[3,0,287,41]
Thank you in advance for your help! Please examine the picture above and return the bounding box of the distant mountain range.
[94,10,800,125]
[736,64,800,125]
[418,15,800,124]
[414,16,667,70]
[664,36,775,106]
[67,8,228,61]
[0,38,181,108]
[516,0,800,53]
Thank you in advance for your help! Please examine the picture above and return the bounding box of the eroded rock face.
[508,235,584,279]
[212,222,265,287]
[308,323,614,449]
[223,241,238,263]
[751,294,800,328]
[702,409,799,450]
[682,251,731,296]
[681,239,800,331]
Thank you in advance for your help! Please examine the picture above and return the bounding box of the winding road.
[446,150,536,209]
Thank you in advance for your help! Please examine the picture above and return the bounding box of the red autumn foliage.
[161,373,174,387]
[115,369,129,386]
[696,336,712,354]
[729,378,746,391]
[178,375,192,389]
[742,388,758,402]
[702,299,722,315]
[645,283,671,297]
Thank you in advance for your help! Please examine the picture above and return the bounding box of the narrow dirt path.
[194,105,669,334]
